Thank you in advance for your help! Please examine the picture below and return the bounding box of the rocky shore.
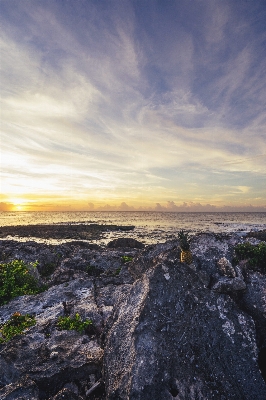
[0,224,135,241]
[0,230,266,399]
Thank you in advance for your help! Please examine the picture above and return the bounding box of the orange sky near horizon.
[1,195,266,213]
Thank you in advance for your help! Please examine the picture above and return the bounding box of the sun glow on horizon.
[9,198,27,205]
[0,196,265,213]
[7,198,27,211]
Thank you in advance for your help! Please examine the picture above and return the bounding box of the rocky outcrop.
[0,233,266,399]
[0,376,40,400]
[0,224,134,241]
[0,277,103,399]
[212,276,246,293]
[104,238,266,399]
[107,238,145,249]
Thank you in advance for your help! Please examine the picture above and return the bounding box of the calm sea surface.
[0,211,266,245]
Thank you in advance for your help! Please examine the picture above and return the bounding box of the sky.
[0,0,266,212]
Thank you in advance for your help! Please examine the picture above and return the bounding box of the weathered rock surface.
[0,224,134,241]
[247,229,266,242]
[217,257,236,277]
[0,376,40,400]
[104,240,266,399]
[0,278,103,399]
[212,276,246,293]
[0,233,266,399]
[107,238,145,249]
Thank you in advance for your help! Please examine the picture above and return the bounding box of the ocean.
[0,211,266,245]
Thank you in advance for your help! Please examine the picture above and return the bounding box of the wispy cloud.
[0,0,265,209]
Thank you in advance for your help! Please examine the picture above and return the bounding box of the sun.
[9,198,27,211]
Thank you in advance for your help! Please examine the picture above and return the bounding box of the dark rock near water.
[247,229,266,242]
[0,232,266,399]
[107,238,145,249]
[0,224,135,241]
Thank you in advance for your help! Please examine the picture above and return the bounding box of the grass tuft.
[121,256,133,263]
[57,313,92,333]
[0,313,36,343]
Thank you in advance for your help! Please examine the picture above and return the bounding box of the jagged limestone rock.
[104,245,266,400]
[212,276,246,293]
[0,234,265,399]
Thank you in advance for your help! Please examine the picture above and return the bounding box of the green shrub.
[121,256,133,263]
[0,260,42,306]
[114,267,121,275]
[57,313,92,333]
[234,242,266,273]
[0,312,36,343]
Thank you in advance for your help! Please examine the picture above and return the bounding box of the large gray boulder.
[103,245,266,399]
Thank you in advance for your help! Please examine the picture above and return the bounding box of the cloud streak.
[0,0,265,209]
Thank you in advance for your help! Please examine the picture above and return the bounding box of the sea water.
[0,211,266,245]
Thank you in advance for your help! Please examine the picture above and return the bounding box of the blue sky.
[0,0,266,211]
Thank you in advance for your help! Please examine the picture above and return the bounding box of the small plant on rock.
[177,230,193,265]
[114,267,121,275]
[234,242,266,273]
[0,259,42,306]
[57,313,92,333]
[0,312,36,343]
[121,256,133,263]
